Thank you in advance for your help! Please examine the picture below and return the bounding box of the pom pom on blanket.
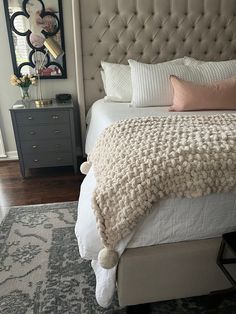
[80,161,92,175]
[98,248,119,269]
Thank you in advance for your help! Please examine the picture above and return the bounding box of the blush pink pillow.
[170,75,236,111]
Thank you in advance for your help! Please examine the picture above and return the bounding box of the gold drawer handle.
[52,115,59,119]
[29,131,36,135]
[32,145,38,149]
[28,116,33,120]
[54,130,61,134]
[34,159,39,162]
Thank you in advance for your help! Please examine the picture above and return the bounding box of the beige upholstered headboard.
[72,0,236,151]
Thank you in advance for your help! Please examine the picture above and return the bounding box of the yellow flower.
[10,78,17,84]
[10,81,18,86]
[30,77,37,85]
[11,75,18,81]
[10,76,18,85]
[10,73,37,88]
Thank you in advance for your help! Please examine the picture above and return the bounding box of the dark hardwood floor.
[0,160,84,208]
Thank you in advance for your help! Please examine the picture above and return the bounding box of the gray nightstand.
[10,100,78,177]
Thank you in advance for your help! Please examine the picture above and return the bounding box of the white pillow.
[101,59,185,103]
[100,70,107,93]
[183,58,236,85]
[184,56,206,66]
[190,59,236,83]
[101,61,132,102]
[128,59,203,107]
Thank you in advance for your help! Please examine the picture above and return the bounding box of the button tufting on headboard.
[79,0,236,111]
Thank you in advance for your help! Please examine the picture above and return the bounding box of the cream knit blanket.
[88,114,236,267]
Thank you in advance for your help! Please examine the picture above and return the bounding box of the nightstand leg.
[19,161,26,178]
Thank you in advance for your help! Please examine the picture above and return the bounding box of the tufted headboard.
[72,0,236,151]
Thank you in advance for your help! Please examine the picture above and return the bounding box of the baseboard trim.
[0,151,19,161]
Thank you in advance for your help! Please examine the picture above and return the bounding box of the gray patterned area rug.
[0,202,235,314]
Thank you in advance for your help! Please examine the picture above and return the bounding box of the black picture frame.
[4,0,67,79]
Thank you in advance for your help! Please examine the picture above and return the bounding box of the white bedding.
[85,99,236,154]
[76,99,236,307]
[76,169,236,261]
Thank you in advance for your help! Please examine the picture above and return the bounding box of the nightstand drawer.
[21,139,72,154]
[24,152,73,168]
[18,124,71,140]
[15,110,70,125]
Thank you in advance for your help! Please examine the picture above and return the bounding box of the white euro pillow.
[184,56,206,66]
[184,58,236,83]
[128,59,203,107]
[100,70,107,93]
[101,61,132,102]
[189,59,236,83]
[101,59,185,103]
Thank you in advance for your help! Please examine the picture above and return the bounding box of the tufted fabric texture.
[88,114,236,267]
[79,0,236,110]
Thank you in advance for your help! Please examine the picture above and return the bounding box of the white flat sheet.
[77,99,236,307]
[76,168,236,261]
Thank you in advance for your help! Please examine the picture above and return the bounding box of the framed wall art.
[4,0,67,79]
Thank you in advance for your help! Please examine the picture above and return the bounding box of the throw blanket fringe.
[85,114,236,268]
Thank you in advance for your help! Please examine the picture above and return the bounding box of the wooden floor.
[0,160,84,208]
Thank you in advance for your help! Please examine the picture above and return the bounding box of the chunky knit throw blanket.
[86,114,236,268]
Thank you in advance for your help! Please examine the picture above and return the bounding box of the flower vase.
[20,86,30,104]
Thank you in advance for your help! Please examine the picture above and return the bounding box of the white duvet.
[75,99,236,307]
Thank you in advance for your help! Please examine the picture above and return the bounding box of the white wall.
[0,0,77,154]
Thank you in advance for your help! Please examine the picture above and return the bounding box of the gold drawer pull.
[28,116,33,120]
[32,145,38,149]
[54,130,61,134]
[52,115,59,119]
[34,159,39,162]
[29,131,36,135]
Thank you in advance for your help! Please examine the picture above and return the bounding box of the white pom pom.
[98,248,119,269]
[80,161,92,175]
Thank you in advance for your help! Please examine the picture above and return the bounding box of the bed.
[72,0,236,307]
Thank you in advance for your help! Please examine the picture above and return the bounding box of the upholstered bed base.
[117,237,234,306]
